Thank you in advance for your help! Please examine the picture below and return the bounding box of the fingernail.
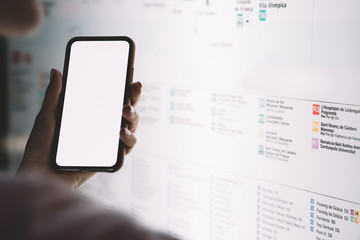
[136,81,142,88]
[50,68,55,81]
[124,128,132,136]
[129,105,135,114]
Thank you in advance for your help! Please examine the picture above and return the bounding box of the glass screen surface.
[56,40,129,167]
[7,1,360,239]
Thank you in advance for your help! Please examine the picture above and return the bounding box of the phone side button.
[130,67,134,83]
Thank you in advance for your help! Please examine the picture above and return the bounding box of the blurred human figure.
[0,0,44,37]
[0,0,176,239]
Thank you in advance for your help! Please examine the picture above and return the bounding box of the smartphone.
[52,36,135,172]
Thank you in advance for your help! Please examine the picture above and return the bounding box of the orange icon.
[312,121,319,132]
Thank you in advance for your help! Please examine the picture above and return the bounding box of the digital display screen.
[6,0,360,239]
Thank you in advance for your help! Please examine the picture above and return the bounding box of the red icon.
[313,104,320,115]
[24,53,32,65]
[11,50,21,65]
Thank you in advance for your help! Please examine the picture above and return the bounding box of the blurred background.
[1,0,360,239]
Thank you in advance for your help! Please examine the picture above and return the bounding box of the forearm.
[0,173,176,240]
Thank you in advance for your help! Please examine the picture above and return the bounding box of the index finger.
[130,81,142,107]
[39,69,62,116]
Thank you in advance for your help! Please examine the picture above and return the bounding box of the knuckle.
[132,135,137,145]
[134,111,140,120]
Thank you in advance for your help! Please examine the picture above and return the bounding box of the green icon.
[258,145,264,155]
[259,114,265,124]
[211,122,216,131]
[211,107,216,116]
[260,10,266,21]
[237,14,243,27]
[351,216,355,222]
[211,93,217,102]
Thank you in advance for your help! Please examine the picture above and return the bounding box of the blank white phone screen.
[56,40,129,167]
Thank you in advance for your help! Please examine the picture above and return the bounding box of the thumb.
[19,69,63,175]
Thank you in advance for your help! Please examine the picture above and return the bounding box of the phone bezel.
[51,36,135,172]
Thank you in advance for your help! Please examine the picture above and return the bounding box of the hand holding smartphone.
[52,36,135,172]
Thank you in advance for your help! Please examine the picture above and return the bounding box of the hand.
[121,76,142,154]
[17,69,142,189]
